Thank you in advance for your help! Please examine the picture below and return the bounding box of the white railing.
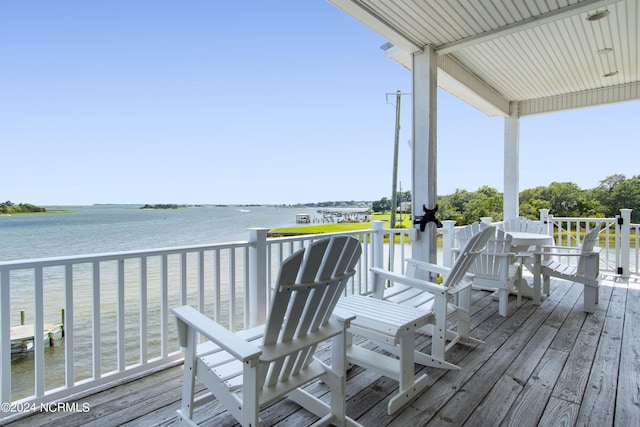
[0,221,412,419]
[2,209,635,419]
[439,209,638,276]
[545,208,637,276]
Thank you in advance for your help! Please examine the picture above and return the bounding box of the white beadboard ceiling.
[328,0,639,117]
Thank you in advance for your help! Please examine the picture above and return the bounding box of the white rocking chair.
[455,224,522,317]
[533,224,602,313]
[368,225,496,371]
[173,235,363,427]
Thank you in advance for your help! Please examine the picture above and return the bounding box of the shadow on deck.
[4,273,640,426]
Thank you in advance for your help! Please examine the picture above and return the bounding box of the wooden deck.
[4,273,639,427]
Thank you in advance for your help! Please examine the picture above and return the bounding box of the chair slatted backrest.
[455,222,487,273]
[445,226,495,293]
[260,235,362,389]
[481,228,513,277]
[502,216,544,233]
[576,225,602,274]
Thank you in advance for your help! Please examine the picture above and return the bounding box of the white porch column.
[620,209,631,278]
[248,227,269,327]
[371,220,385,269]
[441,220,456,268]
[411,46,438,264]
[504,101,520,220]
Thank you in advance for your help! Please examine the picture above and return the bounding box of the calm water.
[1,205,323,399]
[0,205,320,261]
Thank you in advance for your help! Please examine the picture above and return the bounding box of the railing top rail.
[266,229,375,245]
[0,240,251,270]
[548,216,617,222]
[0,226,412,271]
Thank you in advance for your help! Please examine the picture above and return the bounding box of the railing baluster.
[140,256,148,364]
[117,259,125,372]
[214,251,221,324]
[229,248,236,331]
[64,263,74,387]
[34,267,45,396]
[92,261,101,379]
[161,254,168,358]
[179,253,187,306]
[243,246,250,329]
[197,251,205,314]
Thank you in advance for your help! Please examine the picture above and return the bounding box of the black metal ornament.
[413,204,440,231]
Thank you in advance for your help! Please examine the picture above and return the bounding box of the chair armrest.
[370,267,447,295]
[405,258,453,277]
[535,249,599,257]
[534,245,580,255]
[405,258,475,285]
[331,309,357,326]
[483,251,517,258]
[173,305,261,362]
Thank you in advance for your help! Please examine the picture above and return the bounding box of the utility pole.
[387,90,410,229]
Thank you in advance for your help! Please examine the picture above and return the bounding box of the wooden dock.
[10,324,64,353]
[10,310,64,354]
[3,273,639,426]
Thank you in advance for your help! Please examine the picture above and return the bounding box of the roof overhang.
[329,0,639,117]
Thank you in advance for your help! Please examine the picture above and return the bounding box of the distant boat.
[238,209,250,213]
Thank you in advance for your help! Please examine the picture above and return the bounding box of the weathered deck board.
[575,279,626,426]
[4,274,639,427]
[615,276,640,427]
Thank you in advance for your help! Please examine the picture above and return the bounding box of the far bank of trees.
[140,204,181,209]
[371,174,640,224]
[0,201,46,214]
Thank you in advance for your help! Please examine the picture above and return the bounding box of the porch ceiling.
[328,0,639,117]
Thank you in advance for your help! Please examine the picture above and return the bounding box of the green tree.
[607,176,640,222]
[372,197,391,213]
[591,174,640,221]
[540,182,582,217]
[0,201,46,213]
[437,186,503,225]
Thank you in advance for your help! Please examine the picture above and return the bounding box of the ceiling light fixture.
[603,71,619,77]
[598,48,613,54]
[587,10,610,21]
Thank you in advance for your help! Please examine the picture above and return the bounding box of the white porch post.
[248,227,269,327]
[539,209,552,235]
[441,220,456,268]
[411,46,438,263]
[620,209,631,278]
[504,101,520,220]
[371,220,385,269]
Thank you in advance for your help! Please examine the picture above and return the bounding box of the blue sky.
[2,1,638,206]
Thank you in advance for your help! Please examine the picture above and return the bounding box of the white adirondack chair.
[533,224,602,313]
[455,224,522,317]
[369,225,496,370]
[173,235,363,427]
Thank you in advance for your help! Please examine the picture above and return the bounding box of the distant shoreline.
[0,209,73,216]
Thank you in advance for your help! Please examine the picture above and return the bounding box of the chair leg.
[457,287,472,339]
[288,332,364,427]
[386,333,430,415]
[583,285,597,313]
[431,294,448,363]
[498,288,509,317]
[330,333,347,424]
[177,328,197,426]
[241,359,261,427]
[532,261,541,305]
